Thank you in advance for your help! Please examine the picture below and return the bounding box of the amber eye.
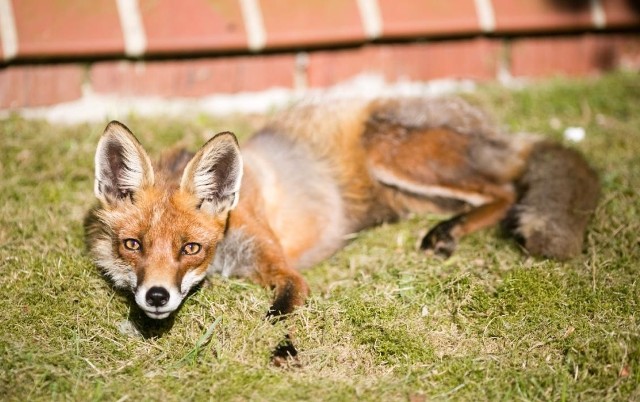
[181,242,202,255]
[123,238,141,251]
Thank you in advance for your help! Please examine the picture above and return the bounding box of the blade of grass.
[174,316,222,367]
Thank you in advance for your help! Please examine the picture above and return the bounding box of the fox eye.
[123,238,141,251]
[182,242,202,255]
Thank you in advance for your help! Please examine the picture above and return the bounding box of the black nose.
[146,286,170,307]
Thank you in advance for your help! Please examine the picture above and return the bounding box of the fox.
[85,96,599,363]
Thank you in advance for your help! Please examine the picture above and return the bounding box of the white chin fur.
[144,311,172,320]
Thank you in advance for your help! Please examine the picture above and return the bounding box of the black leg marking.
[266,280,295,322]
[420,215,463,258]
[264,281,302,366]
[271,334,300,367]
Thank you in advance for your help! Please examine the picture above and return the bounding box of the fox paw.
[420,221,458,258]
[271,334,301,368]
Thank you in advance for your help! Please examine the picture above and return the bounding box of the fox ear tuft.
[94,121,154,204]
[180,132,243,215]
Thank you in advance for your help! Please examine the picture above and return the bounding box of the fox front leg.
[262,268,310,366]
[234,217,310,365]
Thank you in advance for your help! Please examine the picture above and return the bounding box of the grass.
[1,71,639,401]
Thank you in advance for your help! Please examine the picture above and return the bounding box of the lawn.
[1,72,638,401]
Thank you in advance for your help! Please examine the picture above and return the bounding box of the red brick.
[260,0,365,48]
[140,0,247,54]
[0,64,84,108]
[492,0,593,33]
[510,35,609,78]
[601,0,640,28]
[90,55,296,97]
[398,38,500,81]
[307,48,365,87]
[12,0,124,58]
[378,0,480,38]
[308,38,500,87]
[604,34,640,71]
[0,26,4,61]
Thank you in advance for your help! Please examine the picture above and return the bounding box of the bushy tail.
[503,142,600,260]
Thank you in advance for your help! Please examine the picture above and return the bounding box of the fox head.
[90,121,243,319]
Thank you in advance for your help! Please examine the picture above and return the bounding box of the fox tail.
[502,142,600,260]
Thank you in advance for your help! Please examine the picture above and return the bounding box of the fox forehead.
[104,187,226,246]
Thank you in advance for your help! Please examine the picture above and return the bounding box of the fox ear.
[94,121,154,204]
[180,132,243,215]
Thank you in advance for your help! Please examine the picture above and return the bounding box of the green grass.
[1,72,639,401]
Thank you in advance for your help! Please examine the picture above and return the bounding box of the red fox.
[86,97,599,362]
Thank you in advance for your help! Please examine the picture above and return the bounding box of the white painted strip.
[239,0,266,51]
[0,0,18,61]
[474,0,496,33]
[116,0,146,57]
[356,0,382,39]
[590,0,606,29]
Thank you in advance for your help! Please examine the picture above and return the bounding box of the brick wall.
[1,0,639,109]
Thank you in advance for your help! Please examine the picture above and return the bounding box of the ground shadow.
[123,291,178,338]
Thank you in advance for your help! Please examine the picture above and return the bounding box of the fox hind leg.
[364,126,519,257]
[420,215,461,258]
[420,197,514,257]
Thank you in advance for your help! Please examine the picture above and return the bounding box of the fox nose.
[146,286,170,307]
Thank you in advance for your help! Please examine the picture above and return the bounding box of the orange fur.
[86,97,599,362]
